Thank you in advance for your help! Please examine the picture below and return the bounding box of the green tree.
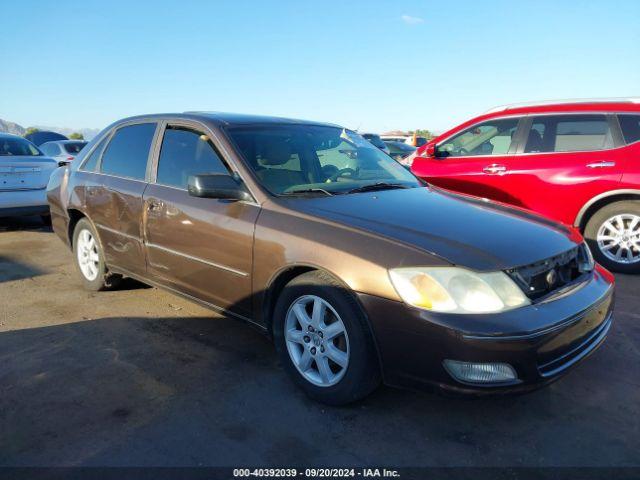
[24,127,40,137]
[69,132,84,140]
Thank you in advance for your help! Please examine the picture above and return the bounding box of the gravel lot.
[0,216,638,468]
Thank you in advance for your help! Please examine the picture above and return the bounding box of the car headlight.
[388,267,531,314]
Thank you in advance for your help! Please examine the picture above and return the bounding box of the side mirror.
[187,174,252,201]
[425,143,436,158]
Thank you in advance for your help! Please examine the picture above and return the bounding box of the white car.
[0,133,58,220]
[40,140,88,164]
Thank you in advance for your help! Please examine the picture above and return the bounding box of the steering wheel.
[327,168,356,183]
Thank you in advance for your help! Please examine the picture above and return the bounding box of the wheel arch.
[575,189,640,231]
[262,264,384,374]
[67,208,87,246]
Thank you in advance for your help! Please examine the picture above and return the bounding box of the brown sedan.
[47,113,614,404]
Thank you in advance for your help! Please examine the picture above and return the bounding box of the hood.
[283,187,580,271]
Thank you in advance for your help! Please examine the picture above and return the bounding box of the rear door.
[416,117,523,204]
[143,121,259,318]
[505,114,625,224]
[87,122,159,276]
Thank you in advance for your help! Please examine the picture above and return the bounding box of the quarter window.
[524,115,613,153]
[156,126,229,189]
[618,114,640,145]
[437,118,519,157]
[100,123,156,180]
[80,136,109,172]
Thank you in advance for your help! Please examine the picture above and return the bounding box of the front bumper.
[0,189,49,217]
[359,265,615,394]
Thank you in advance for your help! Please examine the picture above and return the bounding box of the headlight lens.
[389,267,530,314]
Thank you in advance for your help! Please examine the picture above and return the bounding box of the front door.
[142,123,259,318]
[419,117,523,205]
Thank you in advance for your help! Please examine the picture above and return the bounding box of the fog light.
[443,360,518,385]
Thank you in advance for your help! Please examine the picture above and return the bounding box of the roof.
[183,111,340,128]
[0,132,23,139]
[485,97,640,114]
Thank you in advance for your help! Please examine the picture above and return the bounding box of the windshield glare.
[0,137,42,156]
[227,125,421,195]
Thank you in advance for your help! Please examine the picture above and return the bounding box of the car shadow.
[0,215,53,233]
[0,255,48,283]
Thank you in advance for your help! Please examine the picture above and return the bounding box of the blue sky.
[2,0,639,133]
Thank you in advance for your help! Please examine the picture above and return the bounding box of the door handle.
[586,161,616,168]
[483,164,507,175]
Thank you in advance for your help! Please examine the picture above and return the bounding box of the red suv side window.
[524,114,613,153]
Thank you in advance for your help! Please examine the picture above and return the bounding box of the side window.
[100,123,156,180]
[437,118,519,157]
[524,115,613,153]
[156,126,229,189]
[618,114,640,145]
[80,136,109,172]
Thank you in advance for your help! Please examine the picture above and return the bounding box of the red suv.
[411,98,640,273]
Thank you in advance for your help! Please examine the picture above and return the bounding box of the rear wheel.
[584,200,640,274]
[72,218,121,290]
[273,271,380,405]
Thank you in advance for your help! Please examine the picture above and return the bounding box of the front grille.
[505,245,590,301]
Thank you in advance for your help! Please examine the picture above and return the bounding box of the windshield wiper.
[281,188,334,196]
[346,182,412,194]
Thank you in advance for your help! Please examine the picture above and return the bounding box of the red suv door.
[502,114,625,225]
[411,117,523,205]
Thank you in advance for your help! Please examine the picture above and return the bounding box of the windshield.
[0,137,42,156]
[63,142,87,154]
[227,125,421,195]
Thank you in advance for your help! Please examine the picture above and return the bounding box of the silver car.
[0,133,58,219]
[40,140,88,164]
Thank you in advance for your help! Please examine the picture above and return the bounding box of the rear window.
[0,137,42,156]
[618,114,640,145]
[100,123,156,180]
[63,142,87,154]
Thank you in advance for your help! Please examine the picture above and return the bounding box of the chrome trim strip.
[146,242,248,277]
[95,223,142,242]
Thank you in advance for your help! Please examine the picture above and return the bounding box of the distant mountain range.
[0,118,99,141]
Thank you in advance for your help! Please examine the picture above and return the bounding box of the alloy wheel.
[284,295,350,387]
[76,229,100,281]
[597,214,640,265]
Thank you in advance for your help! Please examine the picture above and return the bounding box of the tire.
[273,271,381,405]
[584,200,640,274]
[72,218,122,291]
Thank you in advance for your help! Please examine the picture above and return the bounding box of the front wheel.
[72,218,121,290]
[273,271,380,405]
[584,200,640,274]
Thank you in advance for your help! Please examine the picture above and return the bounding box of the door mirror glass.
[187,174,252,201]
